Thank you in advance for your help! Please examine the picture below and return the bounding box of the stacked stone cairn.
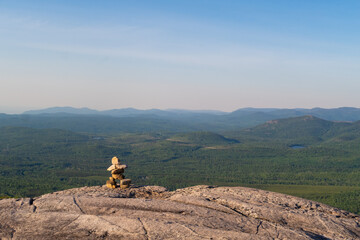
[106,156,131,189]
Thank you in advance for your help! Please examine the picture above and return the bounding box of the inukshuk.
[106,156,131,189]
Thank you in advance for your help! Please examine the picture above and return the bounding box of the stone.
[107,165,116,171]
[107,164,127,171]
[106,180,115,189]
[116,164,127,169]
[120,179,131,189]
[120,184,130,189]
[106,156,130,189]
[120,179,131,186]
[112,174,124,180]
[0,185,358,239]
[109,177,115,184]
[111,168,124,174]
[111,156,119,165]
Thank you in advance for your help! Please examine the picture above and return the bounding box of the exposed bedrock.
[0,185,359,239]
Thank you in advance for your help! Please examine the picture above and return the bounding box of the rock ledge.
[0,185,359,239]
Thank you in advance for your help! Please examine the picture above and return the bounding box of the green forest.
[0,115,360,214]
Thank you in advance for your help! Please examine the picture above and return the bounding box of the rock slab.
[0,185,359,239]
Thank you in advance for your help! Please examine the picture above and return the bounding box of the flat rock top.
[0,185,359,240]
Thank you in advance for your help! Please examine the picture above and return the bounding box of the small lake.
[290,145,305,149]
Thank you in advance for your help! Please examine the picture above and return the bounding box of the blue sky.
[0,0,360,113]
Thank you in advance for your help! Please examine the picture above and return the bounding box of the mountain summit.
[1,185,358,239]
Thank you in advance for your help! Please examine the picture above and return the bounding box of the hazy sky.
[1,0,360,113]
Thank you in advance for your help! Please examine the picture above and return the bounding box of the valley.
[0,110,360,214]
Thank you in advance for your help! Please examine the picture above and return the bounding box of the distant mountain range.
[22,106,360,122]
[23,107,226,117]
[0,106,357,134]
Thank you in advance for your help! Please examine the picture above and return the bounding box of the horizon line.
[1,105,360,115]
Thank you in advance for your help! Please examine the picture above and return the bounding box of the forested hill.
[228,115,360,145]
[238,116,346,141]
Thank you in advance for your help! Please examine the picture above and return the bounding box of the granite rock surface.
[0,185,359,239]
